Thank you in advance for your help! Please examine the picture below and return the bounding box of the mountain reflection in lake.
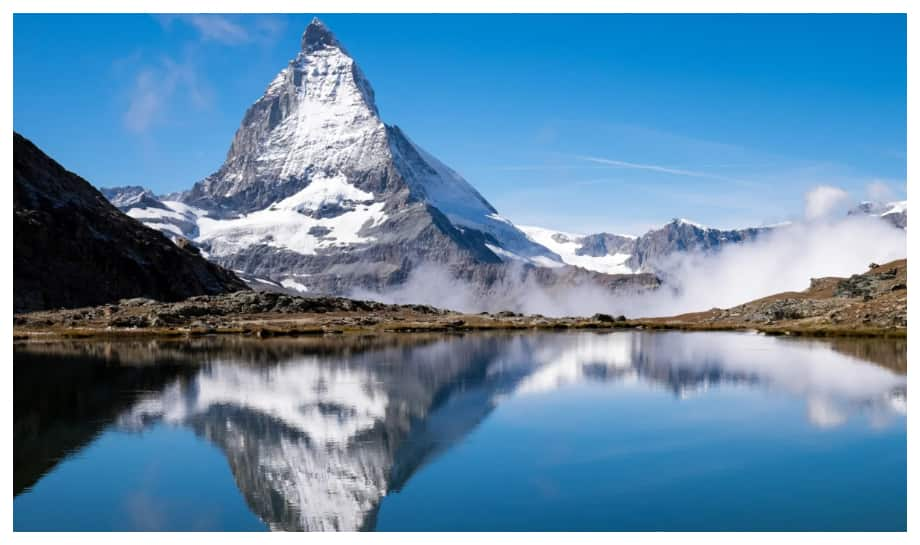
[14,331,906,531]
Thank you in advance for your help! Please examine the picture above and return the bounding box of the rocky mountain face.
[13,132,248,313]
[102,18,655,302]
[626,219,770,272]
[577,232,638,258]
[848,200,907,229]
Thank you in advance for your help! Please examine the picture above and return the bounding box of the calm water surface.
[13,331,906,531]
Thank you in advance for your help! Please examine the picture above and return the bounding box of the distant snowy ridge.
[518,225,634,274]
[520,202,907,275]
[848,200,908,229]
[519,219,775,274]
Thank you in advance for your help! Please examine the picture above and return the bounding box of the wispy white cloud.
[123,55,211,134]
[576,155,715,179]
[574,155,762,188]
[865,179,899,202]
[123,68,161,133]
[156,14,287,46]
[184,15,250,44]
[121,14,287,135]
[804,185,849,221]
[494,164,611,172]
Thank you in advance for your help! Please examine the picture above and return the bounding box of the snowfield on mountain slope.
[519,225,636,274]
[272,173,376,211]
[251,47,389,186]
[197,175,388,257]
[882,201,907,216]
[125,200,206,239]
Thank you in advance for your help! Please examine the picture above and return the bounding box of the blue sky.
[14,14,906,234]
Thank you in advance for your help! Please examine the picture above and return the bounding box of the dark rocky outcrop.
[13,132,248,313]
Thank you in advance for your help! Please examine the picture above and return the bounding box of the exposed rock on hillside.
[13,132,248,313]
[649,259,907,333]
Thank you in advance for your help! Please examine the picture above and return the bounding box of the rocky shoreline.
[13,290,636,341]
[13,259,907,342]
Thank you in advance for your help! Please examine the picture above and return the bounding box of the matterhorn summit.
[184,17,386,212]
[105,18,656,304]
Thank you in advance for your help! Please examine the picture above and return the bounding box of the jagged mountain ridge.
[13,133,248,313]
[626,219,770,272]
[519,219,772,274]
[107,176,909,285]
[522,204,907,275]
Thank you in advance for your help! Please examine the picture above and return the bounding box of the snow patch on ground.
[273,174,374,211]
[281,278,310,292]
[161,200,210,218]
[127,207,187,222]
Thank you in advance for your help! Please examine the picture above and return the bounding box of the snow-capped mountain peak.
[183,19,385,211]
[105,18,579,296]
[301,17,343,52]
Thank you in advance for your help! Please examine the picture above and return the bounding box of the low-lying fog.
[357,187,906,317]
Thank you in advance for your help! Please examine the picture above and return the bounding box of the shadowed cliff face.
[13,132,248,313]
[14,331,906,530]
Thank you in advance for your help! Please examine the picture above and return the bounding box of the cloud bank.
[356,187,906,318]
